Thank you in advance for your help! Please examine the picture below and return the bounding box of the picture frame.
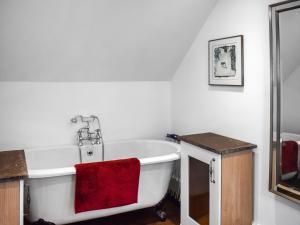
[208,35,244,86]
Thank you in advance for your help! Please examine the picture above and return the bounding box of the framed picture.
[208,35,244,86]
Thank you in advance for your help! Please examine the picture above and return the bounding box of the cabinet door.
[181,142,221,225]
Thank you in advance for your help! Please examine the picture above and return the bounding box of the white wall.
[171,0,300,225]
[282,65,300,134]
[0,0,216,81]
[0,82,171,150]
[280,8,300,135]
[280,8,300,80]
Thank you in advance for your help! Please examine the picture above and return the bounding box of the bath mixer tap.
[71,115,103,146]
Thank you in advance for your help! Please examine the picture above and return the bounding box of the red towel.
[74,158,140,213]
[282,141,298,175]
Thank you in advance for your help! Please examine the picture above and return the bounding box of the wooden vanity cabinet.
[221,151,253,225]
[180,133,256,225]
[0,150,27,225]
[0,180,24,225]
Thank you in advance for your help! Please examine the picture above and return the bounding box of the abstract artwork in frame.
[208,35,244,86]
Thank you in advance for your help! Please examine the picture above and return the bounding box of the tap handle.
[77,130,84,146]
[95,129,101,138]
[77,130,83,139]
[87,131,95,139]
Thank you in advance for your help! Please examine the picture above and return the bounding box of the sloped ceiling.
[0,0,216,81]
[280,7,300,80]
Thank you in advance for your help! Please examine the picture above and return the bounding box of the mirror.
[270,0,300,203]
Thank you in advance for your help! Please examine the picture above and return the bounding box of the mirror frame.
[269,0,300,204]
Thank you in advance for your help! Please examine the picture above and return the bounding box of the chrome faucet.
[70,115,103,146]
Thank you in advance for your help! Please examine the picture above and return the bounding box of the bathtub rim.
[26,139,180,179]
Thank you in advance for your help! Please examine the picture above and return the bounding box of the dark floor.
[67,198,180,225]
[282,177,300,191]
[27,198,180,225]
[288,178,300,190]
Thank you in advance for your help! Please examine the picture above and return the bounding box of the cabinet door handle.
[209,158,216,183]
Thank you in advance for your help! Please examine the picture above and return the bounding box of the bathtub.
[25,140,180,224]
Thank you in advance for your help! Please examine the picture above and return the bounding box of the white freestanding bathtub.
[25,140,180,224]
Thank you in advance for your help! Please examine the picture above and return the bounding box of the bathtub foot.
[31,219,55,225]
[155,209,167,222]
[154,196,168,222]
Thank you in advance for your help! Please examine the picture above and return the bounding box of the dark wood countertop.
[0,150,27,180]
[179,132,257,155]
